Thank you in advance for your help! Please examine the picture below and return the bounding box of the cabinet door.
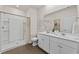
[43,35,49,53]
[59,43,77,54]
[38,35,44,49]
[38,34,50,53]
[50,37,59,54]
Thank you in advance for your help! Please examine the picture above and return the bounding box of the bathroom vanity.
[38,32,79,54]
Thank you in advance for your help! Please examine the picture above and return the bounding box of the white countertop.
[38,32,79,43]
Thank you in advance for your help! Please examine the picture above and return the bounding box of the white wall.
[26,8,38,43]
[38,5,77,33]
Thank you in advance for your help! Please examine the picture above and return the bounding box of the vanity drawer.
[50,36,79,49]
[58,38,79,49]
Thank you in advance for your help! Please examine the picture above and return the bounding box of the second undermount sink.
[50,32,66,36]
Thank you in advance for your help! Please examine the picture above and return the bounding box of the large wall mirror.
[44,6,77,33]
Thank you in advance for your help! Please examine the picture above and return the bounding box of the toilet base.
[32,41,38,46]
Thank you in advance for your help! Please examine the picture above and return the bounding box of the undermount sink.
[50,32,66,36]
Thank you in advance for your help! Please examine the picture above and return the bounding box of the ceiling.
[4,5,44,11]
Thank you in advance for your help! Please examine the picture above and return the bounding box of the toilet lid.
[32,38,38,41]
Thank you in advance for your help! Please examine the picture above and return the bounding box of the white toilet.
[31,37,38,46]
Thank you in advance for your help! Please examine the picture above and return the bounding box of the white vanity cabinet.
[57,43,76,54]
[50,36,78,54]
[38,34,44,49]
[38,34,50,53]
[50,37,59,54]
[38,33,79,54]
